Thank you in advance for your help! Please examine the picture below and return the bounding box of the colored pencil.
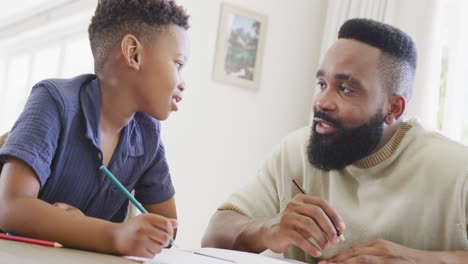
[292,179,345,241]
[99,165,177,246]
[0,233,62,248]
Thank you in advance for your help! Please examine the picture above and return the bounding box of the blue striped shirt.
[0,74,175,222]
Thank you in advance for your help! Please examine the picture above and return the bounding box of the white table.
[0,239,134,264]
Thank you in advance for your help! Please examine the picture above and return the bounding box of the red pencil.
[292,179,307,194]
[291,179,345,241]
[0,233,63,248]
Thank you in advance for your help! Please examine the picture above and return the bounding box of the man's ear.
[384,95,406,125]
[121,34,142,71]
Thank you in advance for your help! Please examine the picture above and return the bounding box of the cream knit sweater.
[220,119,468,262]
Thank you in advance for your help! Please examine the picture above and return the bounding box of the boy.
[0,0,190,257]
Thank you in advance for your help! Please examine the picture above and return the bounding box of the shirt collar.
[80,77,144,157]
[121,116,144,157]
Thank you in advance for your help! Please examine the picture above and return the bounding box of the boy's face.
[136,25,190,120]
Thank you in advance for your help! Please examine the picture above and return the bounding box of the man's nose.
[313,89,337,113]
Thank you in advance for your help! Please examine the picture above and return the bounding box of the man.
[202,18,468,263]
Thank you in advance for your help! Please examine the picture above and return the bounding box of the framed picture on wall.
[213,3,268,90]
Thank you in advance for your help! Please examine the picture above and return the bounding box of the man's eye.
[338,84,353,95]
[317,81,326,90]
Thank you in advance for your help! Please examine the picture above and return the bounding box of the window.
[29,45,62,88]
[438,0,468,145]
[61,36,93,78]
[0,3,94,133]
[0,54,31,132]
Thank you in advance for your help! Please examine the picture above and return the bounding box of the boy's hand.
[53,202,85,217]
[263,194,345,258]
[111,214,177,257]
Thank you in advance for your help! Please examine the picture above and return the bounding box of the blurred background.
[0,0,466,248]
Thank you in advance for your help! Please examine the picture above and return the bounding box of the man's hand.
[111,214,177,257]
[318,239,432,264]
[262,194,345,258]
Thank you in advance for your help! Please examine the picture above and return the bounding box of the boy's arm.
[0,157,116,252]
[144,198,178,239]
[144,198,177,219]
[0,157,174,257]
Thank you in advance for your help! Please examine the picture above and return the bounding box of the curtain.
[319,0,391,61]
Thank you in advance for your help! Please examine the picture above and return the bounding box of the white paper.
[146,248,307,264]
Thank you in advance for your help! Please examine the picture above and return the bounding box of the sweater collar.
[351,122,413,169]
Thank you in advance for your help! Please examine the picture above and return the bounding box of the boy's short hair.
[88,0,190,74]
[338,18,417,100]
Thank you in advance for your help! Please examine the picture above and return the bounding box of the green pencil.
[99,165,176,246]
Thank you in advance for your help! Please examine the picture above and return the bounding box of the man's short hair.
[338,18,417,100]
[88,0,190,74]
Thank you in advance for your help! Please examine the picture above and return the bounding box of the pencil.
[292,179,345,241]
[0,233,62,248]
[99,165,177,246]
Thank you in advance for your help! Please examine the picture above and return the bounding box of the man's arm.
[433,251,468,263]
[319,239,468,264]
[202,194,346,258]
[0,157,174,257]
[202,210,272,253]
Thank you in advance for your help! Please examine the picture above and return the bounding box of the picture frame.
[213,3,268,90]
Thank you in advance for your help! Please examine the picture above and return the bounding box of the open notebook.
[125,247,307,264]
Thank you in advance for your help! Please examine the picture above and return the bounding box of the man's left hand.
[318,239,433,264]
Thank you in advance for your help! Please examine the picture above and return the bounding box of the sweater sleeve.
[219,127,311,218]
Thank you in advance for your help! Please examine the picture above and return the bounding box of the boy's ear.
[384,95,406,125]
[121,34,142,71]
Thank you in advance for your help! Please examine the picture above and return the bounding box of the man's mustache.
[314,111,342,128]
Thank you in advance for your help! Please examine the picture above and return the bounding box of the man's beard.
[307,110,384,171]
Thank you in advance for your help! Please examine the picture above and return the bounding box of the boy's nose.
[178,81,185,92]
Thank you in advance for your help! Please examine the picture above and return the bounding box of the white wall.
[163,0,327,247]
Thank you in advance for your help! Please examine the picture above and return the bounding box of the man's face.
[307,39,388,171]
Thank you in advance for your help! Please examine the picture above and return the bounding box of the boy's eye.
[175,61,184,70]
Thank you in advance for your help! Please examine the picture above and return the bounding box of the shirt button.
[97,152,102,160]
